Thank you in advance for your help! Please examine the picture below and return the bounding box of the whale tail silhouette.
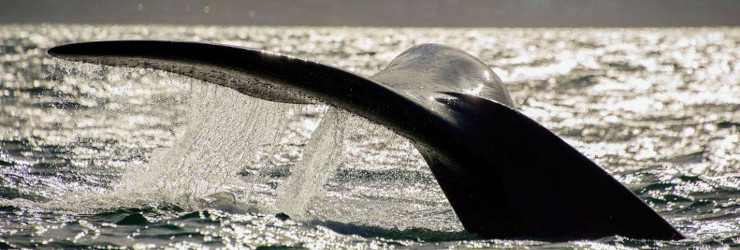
[424,92,682,240]
[48,41,683,241]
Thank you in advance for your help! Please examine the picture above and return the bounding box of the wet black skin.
[48,41,684,241]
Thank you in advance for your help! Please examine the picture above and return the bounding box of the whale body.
[48,41,683,241]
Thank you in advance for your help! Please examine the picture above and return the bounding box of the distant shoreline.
[2,0,739,28]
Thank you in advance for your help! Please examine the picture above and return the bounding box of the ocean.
[1,24,739,248]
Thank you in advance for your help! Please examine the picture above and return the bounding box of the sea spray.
[112,82,295,211]
[276,107,429,224]
[308,114,439,229]
[276,108,348,219]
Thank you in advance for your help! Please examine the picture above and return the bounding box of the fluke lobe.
[48,41,684,241]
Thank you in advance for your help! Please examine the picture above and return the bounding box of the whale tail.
[48,41,683,241]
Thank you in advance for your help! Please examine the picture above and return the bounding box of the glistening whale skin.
[48,41,684,241]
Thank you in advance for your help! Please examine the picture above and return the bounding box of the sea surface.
[1,25,739,248]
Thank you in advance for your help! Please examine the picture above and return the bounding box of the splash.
[112,82,295,211]
[276,108,347,219]
[36,79,300,213]
[276,107,430,226]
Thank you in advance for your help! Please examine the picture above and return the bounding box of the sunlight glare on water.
[0,24,739,248]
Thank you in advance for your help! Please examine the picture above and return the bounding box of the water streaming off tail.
[276,107,441,229]
[311,115,446,230]
[113,82,295,211]
[277,108,347,219]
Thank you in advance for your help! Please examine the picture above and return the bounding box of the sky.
[1,0,739,27]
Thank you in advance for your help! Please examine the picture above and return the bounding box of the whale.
[48,41,684,241]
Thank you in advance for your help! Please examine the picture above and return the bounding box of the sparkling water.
[1,25,739,248]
